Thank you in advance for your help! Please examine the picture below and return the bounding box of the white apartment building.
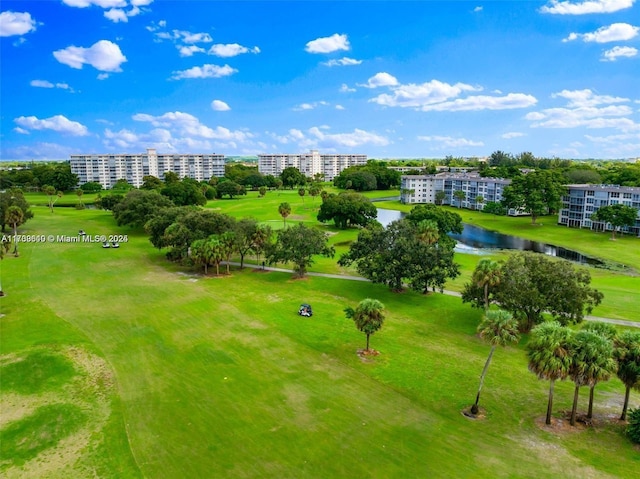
[400,173,511,209]
[558,184,640,235]
[258,150,367,181]
[70,149,226,188]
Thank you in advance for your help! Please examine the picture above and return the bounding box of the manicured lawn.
[1,207,639,477]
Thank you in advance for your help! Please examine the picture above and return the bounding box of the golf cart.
[298,304,313,317]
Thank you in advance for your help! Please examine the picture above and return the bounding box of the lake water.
[375,208,606,267]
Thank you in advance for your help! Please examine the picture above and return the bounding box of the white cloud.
[335,105,345,110]
[370,79,478,106]
[564,23,639,43]
[339,83,356,93]
[178,45,205,57]
[154,29,212,44]
[526,89,638,130]
[53,40,127,72]
[474,6,484,12]
[208,43,260,57]
[361,72,399,88]
[14,127,29,134]
[14,115,89,136]
[323,57,362,67]
[417,135,484,148]
[132,111,250,142]
[30,80,73,91]
[97,73,109,80]
[0,11,37,37]
[104,8,128,22]
[305,33,350,54]
[3,142,82,161]
[307,127,389,148]
[502,132,526,139]
[63,0,128,7]
[540,0,635,15]
[293,101,329,111]
[602,45,639,61]
[170,64,237,80]
[420,93,537,111]
[211,100,231,111]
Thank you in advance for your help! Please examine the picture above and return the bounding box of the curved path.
[231,262,640,329]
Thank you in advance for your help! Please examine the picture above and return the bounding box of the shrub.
[627,408,640,444]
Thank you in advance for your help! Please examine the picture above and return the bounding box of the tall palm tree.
[278,202,291,228]
[471,310,520,415]
[472,258,502,311]
[344,298,385,353]
[582,322,618,419]
[453,190,465,208]
[416,220,439,245]
[5,206,24,257]
[568,330,616,425]
[527,322,573,425]
[613,331,640,421]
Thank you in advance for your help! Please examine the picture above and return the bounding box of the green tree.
[590,204,638,240]
[258,186,267,197]
[501,170,567,224]
[527,322,573,425]
[80,181,103,193]
[113,190,175,228]
[298,187,306,205]
[614,331,640,421]
[251,224,272,264]
[233,218,259,269]
[475,195,484,210]
[453,190,466,208]
[568,330,615,426]
[0,189,33,232]
[0,236,11,295]
[462,259,502,311]
[495,252,603,332]
[309,185,321,204]
[266,223,334,278]
[161,180,207,206]
[405,204,463,235]
[163,171,181,184]
[278,202,291,228]
[217,180,246,199]
[333,170,377,191]
[280,167,306,189]
[43,185,63,213]
[220,231,236,274]
[435,190,446,206]
[627,408,640,443]
[344,298,386,353]
[317,192,377,229]
[141,175,164,190]
[5,206,24,256]
[76,189,84,208]
[112,179,135,191]
[470,310,520,415]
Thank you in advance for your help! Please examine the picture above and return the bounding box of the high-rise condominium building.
[558,184,640,235]
[257,150,367,181]
[70,149,226,189]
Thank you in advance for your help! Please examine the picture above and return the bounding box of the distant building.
[558,184,640,236]
[400,173,511,210]
[70,149,225,188]
[257,149,367,181]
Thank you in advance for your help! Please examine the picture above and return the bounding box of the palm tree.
[568,330,615,426]
[251,224,272,265]
[472,258,502,311]
[475,195,484,210]
[416,220,439,245]
[5,206,24,257]
[470,310,520,415]
[435,190,446,206]
[344,298,385,353]
[527,322,573,425]
[582,322,618,419]
[76,189,84,207]
[0,236,10,296]
[298,188,306,206]
[453,190,465,208]
[613,331,640,421]
[278,202,291,228]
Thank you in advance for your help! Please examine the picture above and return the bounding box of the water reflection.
[376,208,606,267]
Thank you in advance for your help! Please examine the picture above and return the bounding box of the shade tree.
[590,204,639,240]
[266,223,334,278]
[501,170,567,224]
[317,192,377,229]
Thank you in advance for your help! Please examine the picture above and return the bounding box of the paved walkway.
[230,262,640,329]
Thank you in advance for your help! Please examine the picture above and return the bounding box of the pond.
[375,208,607,267]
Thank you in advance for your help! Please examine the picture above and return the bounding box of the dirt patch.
[357,349,379,362]
[462,407,487,420]
[534,410,627,434]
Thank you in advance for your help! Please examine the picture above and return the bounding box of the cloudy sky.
[1,0,639,160]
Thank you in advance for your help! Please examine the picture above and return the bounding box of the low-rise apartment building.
[400,173,511,209]
[70,149,225,188]
[558,184,640,236]
[258,150,367,181]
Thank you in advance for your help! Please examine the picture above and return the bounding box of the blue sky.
[1,0,639,161]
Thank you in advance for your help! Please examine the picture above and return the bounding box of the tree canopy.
[501,170,567,224]
[590,204,638,240]
[266,223,334,277]
[112,190,175,228]
[317,192,377,229]
[0,189,33,233]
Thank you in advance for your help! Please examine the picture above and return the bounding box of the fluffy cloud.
[474,6,484,12]
[417,136,484,148]
[62,0,153,21]
[63,0,128,7]
[501,132,525,139]
[540,0,635,14]
[293,101,329,111]
[208,43,260,57]
[305,33,350,54]
[53,40,127,72]
[0,11,37,37]
[104,8,128,22]
[339,83,356,93]
[361,72,399,88]
[14,115,89,136]
[30,80,73,91]
[132,111,250,141]
[365,75,537,112]
[602,45,638,61]
[526,89,638,130]
[323,57,362,67]
[563,23,639,43]
[178,45,205,57]
[211,100,231,111]
[155,29,212,43]
[170,64,237,80]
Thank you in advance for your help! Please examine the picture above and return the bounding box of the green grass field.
[1,198,639,477]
